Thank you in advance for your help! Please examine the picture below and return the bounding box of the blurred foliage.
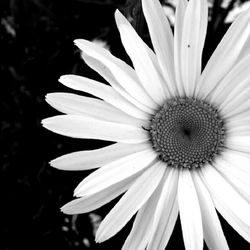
[1,0,250,249]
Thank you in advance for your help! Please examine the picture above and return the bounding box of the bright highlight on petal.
[42,115,148,143]
[50,142,149,171]
[59,75,150,119]
[142,0,177,96]
[46,92,145,126]
[196,8,250,99]
[178,169,203,250]
[180,0,208,97]
[43,0,250,249]
[74,149,156,197]
[95,162,165,243]
[115,10,169,104]
[74,39,157,112]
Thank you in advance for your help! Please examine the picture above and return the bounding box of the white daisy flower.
[42,0,250,249]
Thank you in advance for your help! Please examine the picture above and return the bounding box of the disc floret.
[149,97,226,168]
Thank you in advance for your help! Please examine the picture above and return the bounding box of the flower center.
[149,97,226,168]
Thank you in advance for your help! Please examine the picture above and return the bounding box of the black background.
[1,0,250,249]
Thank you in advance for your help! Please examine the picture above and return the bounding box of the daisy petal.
[42,115,148,144]
[81,51,156,112]
[211,195,250,243]
[226,135,250,153]
[214,151,250,202]
[142,0,177,96]
[147,168,179,250]
[219,86,250,119]
[50,142,149,171]
[226,117,250,136]
[59,75,149,120]
[200,165,250,226]
[208,54,250,110]
[220,150,250,175]
[115,10,169,104]
[196,9,250,99]
[95,162,166,243]
[61,174,137,214]
[46,92,144,126]
[178,169,203,250]
[174,0,187,96]
[122,173,164,250]
[181,0,208,97]
[151,198,178,250]
[193,172,229,250]
[74,149,156,197]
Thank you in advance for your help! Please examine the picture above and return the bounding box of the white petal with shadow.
[226,117,250,137]
[196,9,250,99]
[50,142,149,171]
[81,51,156,112]
[192,172,229,250]
[208,54,250,109]
[142,0,177,96]
[61,173,138,214]
[226,135,250,153]
[200,165,250,226]
[59,75,149,120]
[214,151,250,202]
[46,92,144,126]
[180,0,207,97]
[122,162,166,250]
[147,167,179,250]
[174,0,187,97]
[219,83,250,118]
[200,167,250,243]
[178,169,203,250]
[42,115,148,143]
[95,162,166,243]
[115,10,169,104]
[74,149,157,197]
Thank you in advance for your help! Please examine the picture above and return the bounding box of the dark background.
[1,0,250,249]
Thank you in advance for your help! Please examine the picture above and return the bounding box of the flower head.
[43,0,250,249]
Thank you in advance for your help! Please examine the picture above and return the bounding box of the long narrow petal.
[147,168,179,250]
[142,0,177,96]
[115,10,169,104]
[81,51,156,112]
[95,163,166,243]
[220,150,250,175]
[122,167,165,250]
[61,174,137,214]
[212,198,250,243]
[149,198,178,250]
[42,115,148,144]
[74,149,157,197]
[200,165,250,225]
[225,104,250,124]
[226,135,250,153]
[50,142,149,170]
[180,0,208,97]
[178,169,203,250]
[208,54,250,109]
[196,9,250,99]
[200,167,250,243]
[174,0,187,96]
[220,86,250,119]
[59,75,149,120]
[46,92,144,126]
[192,172,229,250]
[226,118,250,137]
[214,152,250,202]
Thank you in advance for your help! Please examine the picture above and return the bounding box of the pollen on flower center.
[149,97,226,168]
